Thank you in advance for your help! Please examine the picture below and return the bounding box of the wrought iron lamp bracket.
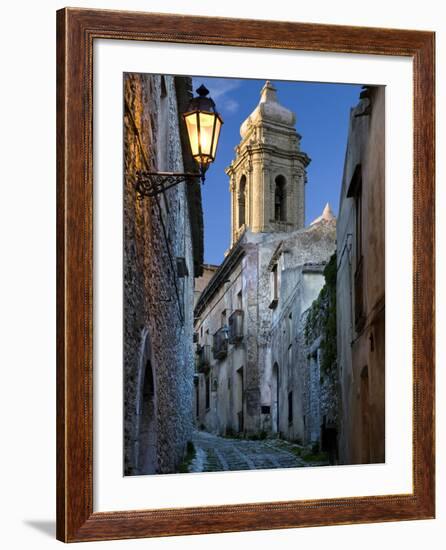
[135,170,203,199]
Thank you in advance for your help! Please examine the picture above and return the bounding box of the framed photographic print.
[56,7,435,542]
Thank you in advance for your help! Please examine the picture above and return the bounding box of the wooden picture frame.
[56,7,435,542]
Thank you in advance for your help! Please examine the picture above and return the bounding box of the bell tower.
[226,81,310,247]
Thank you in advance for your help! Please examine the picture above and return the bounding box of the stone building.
[123,73,204,475]
[336,86,385,464]
[267,212,337,444]
[194,81,337,444]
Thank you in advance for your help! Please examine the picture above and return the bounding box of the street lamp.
[135,84,223,199]
[182,84,223,179]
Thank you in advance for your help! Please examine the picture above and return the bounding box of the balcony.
[228,310,244,344]
[196,344,211,372]
[213,326,228,360]
[354,255,366,332]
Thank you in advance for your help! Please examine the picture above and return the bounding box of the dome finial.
[239,80,296,138]
[260,80,278,103]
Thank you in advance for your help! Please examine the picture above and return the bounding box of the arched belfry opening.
[274,175,287,222]
[238,175,247,228]
[134,329,158,475]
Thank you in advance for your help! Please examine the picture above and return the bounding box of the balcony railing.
[196,344,211,372]
[228,310,244,344]
[213,326,229,360]
[354,255,366,331]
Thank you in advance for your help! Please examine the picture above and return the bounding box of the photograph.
[123,73,385,476]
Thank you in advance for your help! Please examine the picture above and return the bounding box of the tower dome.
[240,81,296,138]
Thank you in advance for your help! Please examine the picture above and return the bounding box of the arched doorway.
[135,329,158,475]
[271,362,280,434]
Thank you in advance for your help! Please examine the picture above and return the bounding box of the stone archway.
[134,328,158,475]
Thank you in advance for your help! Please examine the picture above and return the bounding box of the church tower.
[226,81,310,247]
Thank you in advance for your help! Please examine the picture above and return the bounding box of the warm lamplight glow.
[184,114,200,157]
[183,85,223,176]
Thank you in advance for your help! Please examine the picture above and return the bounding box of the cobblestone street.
[188,430,329,473]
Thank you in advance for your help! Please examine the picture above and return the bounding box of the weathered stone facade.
[123,73,203,475]
[336,86,385,464]
[194,82,337,447]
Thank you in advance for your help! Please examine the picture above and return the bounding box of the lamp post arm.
[134,170,203,199]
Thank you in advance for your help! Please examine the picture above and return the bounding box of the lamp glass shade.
[184,110,222,168]
[197,112,216,160]
[211,117,222,159]
[184,113,200,157]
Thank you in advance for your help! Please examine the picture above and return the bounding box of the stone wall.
[301,254,339,457]
[123,73,202,475]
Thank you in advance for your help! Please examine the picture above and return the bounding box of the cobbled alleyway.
[188,430,329,473]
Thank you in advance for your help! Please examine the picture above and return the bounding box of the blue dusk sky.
[191,76,363,266]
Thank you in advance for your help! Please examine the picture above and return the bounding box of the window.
[288,391,293,424]
[228,309,244,344]
[237,289,243,310]
[355,188,363,264]
[269,264,279,309]
[160,75,167,98]
[205,374,210,410]
[238,175,247,228]
[176,257,189,278]
[347,165,365,330]
[346,164,363,268]
[274,175,286,221]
